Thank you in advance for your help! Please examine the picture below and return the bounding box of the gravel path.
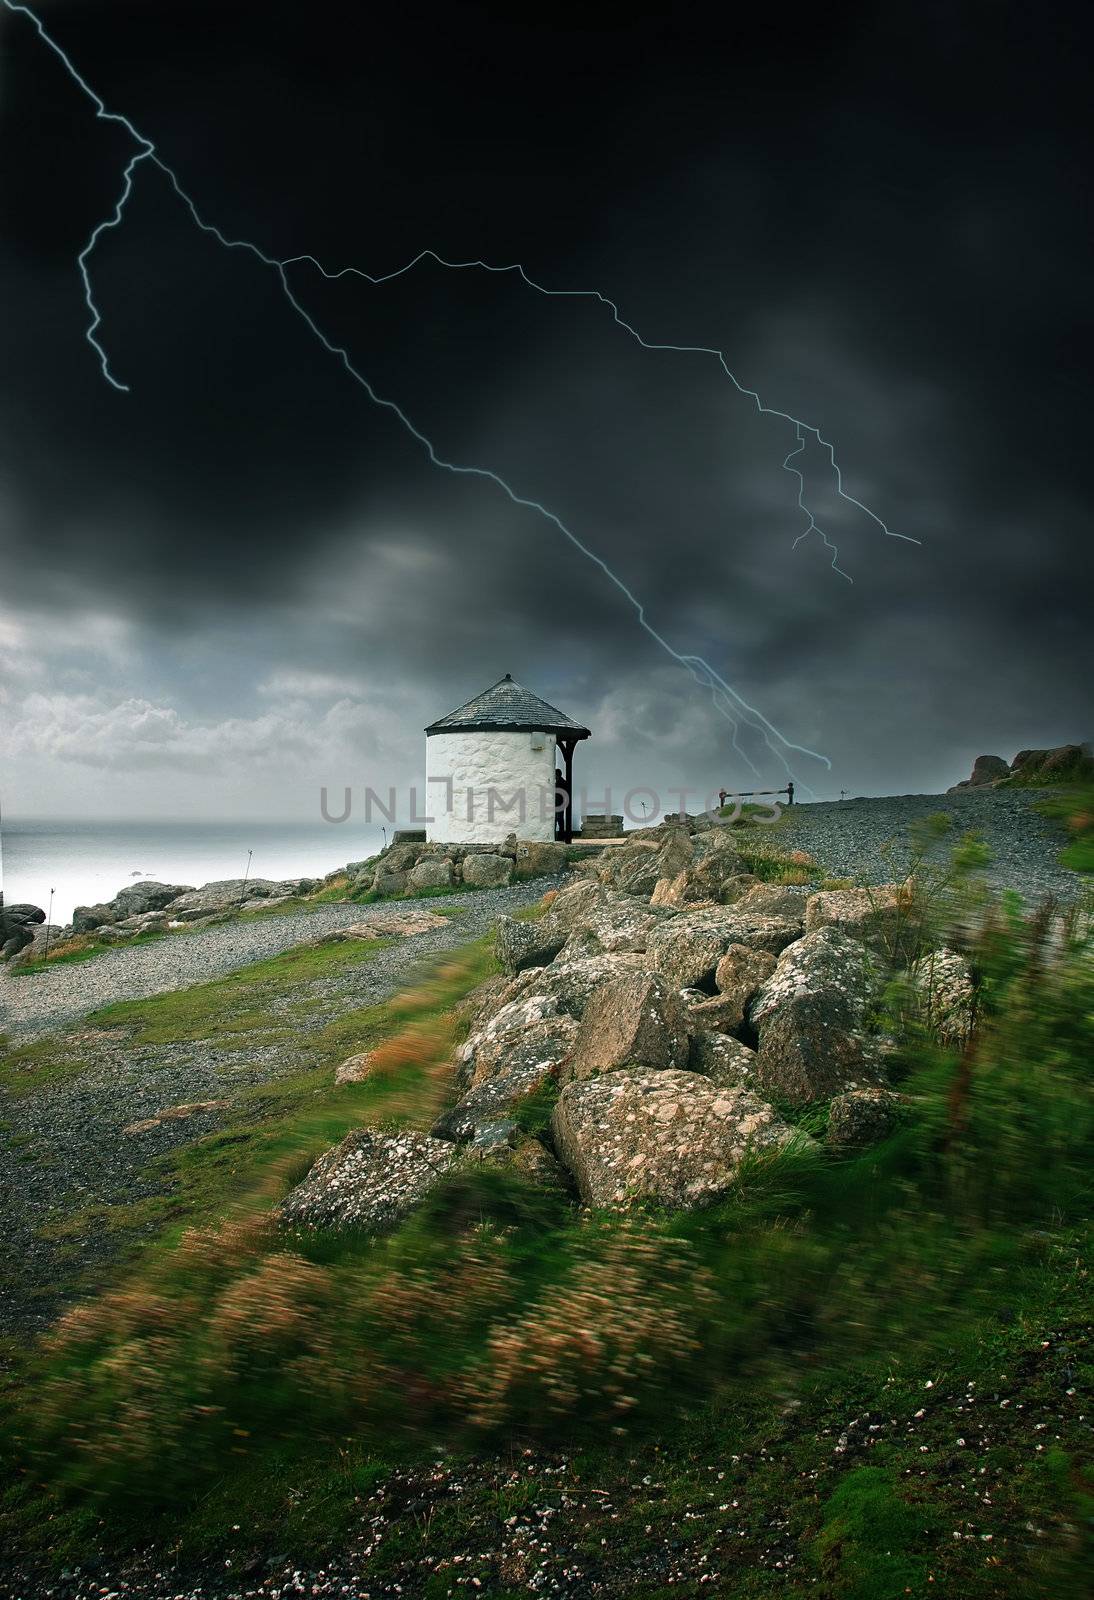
[0,878,557,1333]
[770,786,1082,903]
[0,883,551,1043]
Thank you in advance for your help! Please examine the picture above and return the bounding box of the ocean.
[0,818,388,924]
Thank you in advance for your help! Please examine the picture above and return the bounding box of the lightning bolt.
[2,0,913,786]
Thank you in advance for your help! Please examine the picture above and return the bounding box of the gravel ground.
[769,786,1082,902]
[0,883,552,1044]
[0,879,556,1332]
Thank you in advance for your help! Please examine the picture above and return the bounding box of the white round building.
[425,674,590,845]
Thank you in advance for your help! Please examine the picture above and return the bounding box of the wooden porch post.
[558,736,576,843]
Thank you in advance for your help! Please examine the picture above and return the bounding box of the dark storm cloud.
[0,0,1090,802]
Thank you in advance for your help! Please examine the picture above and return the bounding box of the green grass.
[0,868,1091,1589]
[1035,785,1094,875]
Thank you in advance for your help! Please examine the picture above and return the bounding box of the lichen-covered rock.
[598,832,693,898]
[433,1015,576,1141]
[749,927,883,1104]
[560,891,663,958]
[461,852,513,888]
[826,1088,906,1147]
[567,971,690,1081]
[909,947,977,1044]
[72,902,117,934]
[514,840,569,879]
[495,913,567,974]
[712,943,779,1027]
[456,996,576,1090]
[454,973,514,1034]
[689,1030,760,1087]
[278,1130,458,1232]
[732,883,808,921]
[466,1134,570,1190]
[804,886,906,950]
[407,857,456,890]
[372,868,409,898]
[645,906,802,990]
[500,951,647,1020]
[110,880,195,917]
[551,1068,799,1209]
[335,1051,375,1085]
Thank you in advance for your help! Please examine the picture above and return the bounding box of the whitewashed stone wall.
[426,730,558,843]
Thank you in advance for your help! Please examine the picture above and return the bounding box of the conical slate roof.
[425,674,591,738]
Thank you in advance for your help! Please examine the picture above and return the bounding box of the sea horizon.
[0,816,389,924]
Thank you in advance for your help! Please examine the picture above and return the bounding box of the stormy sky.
[0,0,1090,821]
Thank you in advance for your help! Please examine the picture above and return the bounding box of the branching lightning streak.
[283,248,919,575]
[0,0,914,785]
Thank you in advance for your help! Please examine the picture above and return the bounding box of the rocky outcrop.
[0,902,46,961]
[279,1130,458,1232]
[110,881,195,918]
[950,754,1010,790]
[500,951,647,1020]
[122,1100,229,1136]
[550,1068,800,1208]
[688,1030,760,1087]
[713,944,778,1026]
[462,852,513,889]
[804,886,905,951]
[71,902,117,935]
[455,997,577,1092]
[495,913,568,975]
[566,971,690,1081]
[432,1013,575,1142]
[407,858,456,891]
[948,743,1094,791]
[324,910,449,940]
[749,927,884,1104]
[826,1088,906,1147]
[909,947,976,1044]
[645,905,802,990]
[334,1052,375,1085]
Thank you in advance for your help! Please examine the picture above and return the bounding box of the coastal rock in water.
[461,852,513,889]
[749,927,883,1104]
[279,1129,458,1232]
[566,971,690,1081]
[551,1067,799,1209]
[826,1088,906,1147]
